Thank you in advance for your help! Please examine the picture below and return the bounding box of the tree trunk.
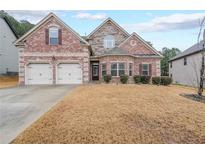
[198,53,205,96]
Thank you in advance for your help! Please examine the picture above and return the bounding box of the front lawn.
[12,84,205,143]
[0,76,18,89]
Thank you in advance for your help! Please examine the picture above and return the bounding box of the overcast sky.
[6,10,205,51]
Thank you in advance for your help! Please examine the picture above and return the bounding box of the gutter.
[91,54,162,58]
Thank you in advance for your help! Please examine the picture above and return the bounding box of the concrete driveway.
[0,85,77,144]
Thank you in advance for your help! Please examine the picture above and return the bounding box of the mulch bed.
[180,93,205,103]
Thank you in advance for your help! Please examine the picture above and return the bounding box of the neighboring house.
[169,41,205,87]
[0,17,19,75]
[15,13,162,85]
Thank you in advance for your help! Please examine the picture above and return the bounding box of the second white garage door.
[57,63,82,84]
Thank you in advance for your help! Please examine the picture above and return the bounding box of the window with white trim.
[111,63,125,76]
[104,35,115,49]
[49,27,58,45]
[142,64,149,76]
[102,64,107,76]
[118,63,125,76]
[111,63,117,76]
[129,63,133,76]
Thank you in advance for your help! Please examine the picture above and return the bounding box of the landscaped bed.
[0,76,18,89]
[12,84,205,144]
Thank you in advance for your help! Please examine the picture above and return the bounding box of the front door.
[92,64,99,80]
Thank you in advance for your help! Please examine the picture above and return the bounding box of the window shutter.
[139,64,142,75]
[58,29,62,45]
[45,29,49,45]
[149,64,152,76]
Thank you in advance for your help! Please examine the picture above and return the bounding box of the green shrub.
[160,76,172,85]
[120,75,129,84]
[140,76,151,84]
[133,75,141,84]
[152,77,161,85]
[103,74,112,83]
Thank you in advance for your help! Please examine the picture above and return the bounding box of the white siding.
[0,18,18,74]
[169,52,202,87]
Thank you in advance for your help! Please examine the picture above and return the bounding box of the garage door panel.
[27,64,53,85]
[57,64,82,84]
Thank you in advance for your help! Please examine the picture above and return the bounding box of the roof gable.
[1,17,18,38]
[170,41,205,61]
[15,13,89,46]
[87,17,130,39]
[119,32,163,57]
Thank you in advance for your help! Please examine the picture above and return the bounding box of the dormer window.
[49,27,59,45]
[104,35,115,49]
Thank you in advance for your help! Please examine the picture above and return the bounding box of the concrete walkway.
[0,85,77,144]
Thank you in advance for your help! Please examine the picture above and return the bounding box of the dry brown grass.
[12,84,205,144]
[0,76,18,89]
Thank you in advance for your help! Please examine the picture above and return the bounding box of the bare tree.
[197,17,205,96]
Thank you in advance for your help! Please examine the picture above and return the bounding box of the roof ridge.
[15,12,89,46]
[118,32,163,57]
[2,17,19,38]
[87,17,130,38]
[170,41,205,61]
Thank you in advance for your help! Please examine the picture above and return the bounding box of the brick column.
[18,47,25,85]
[83,57,89,83]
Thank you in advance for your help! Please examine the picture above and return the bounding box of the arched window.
[49,27,59,45]
[104,35,115,49]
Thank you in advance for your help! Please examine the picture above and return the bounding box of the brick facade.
[120,34,157,55]
[88,19,161,83]
[97,55,160,83]
[16,13,162,85]
[24,17,82,53]
[18,16,89,85]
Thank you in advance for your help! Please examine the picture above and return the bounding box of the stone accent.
[18,47,25,85]
[156,60,161,76]
[87,19,161,83]
[88,21,128,56]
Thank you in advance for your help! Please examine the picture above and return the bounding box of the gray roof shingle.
[170,41,205,61]
[97,47,159,57]
[103,47,128,55]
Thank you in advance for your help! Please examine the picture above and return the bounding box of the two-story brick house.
[15,13,162,85]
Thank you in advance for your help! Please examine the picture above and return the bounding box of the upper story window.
[104,35,115,49]
[184,57,187,65]
[170,61,172,68]
[49,27,59,45]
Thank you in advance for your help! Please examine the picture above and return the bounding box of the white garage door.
[57,63,82,84]
[26,64,53,85]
